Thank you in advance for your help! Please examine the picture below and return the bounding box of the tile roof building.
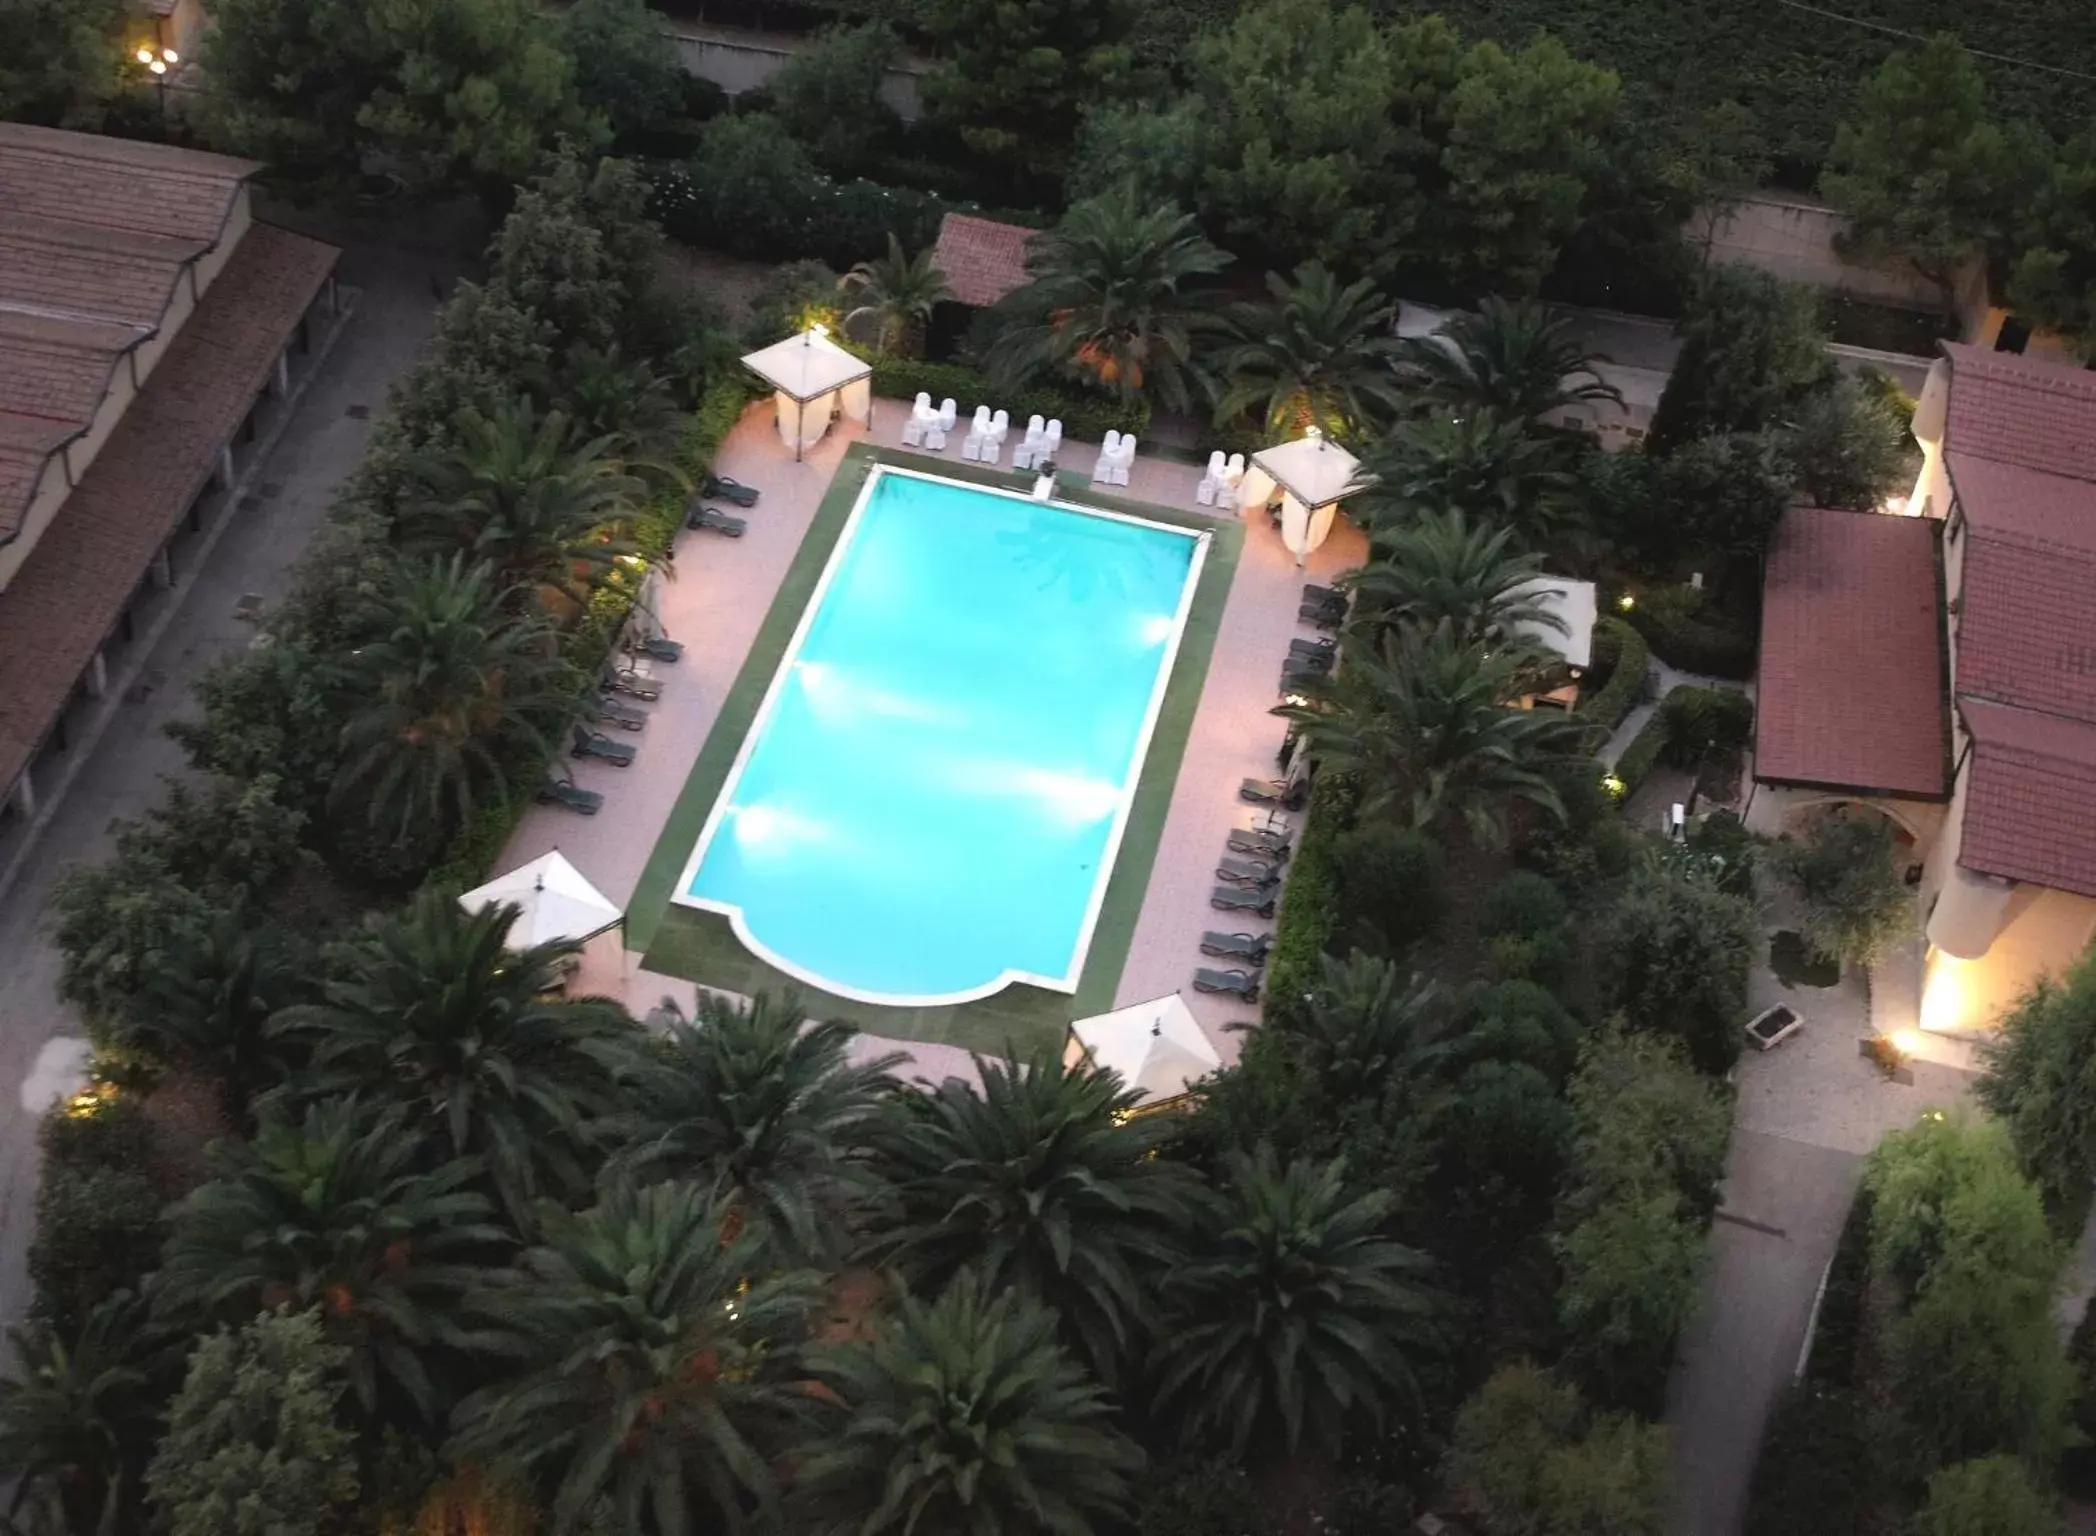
[0,124,339,834]
[930,213,1035,309]
[1751,339,2096,1036]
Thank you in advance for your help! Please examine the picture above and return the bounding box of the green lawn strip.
[633,441,1241,1055]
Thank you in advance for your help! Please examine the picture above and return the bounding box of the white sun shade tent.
[458,850,622,947]
[741,324,873,460]
[1066,992,1223,1110]
[1241,427,1364,566]
[1507,576,1598,669]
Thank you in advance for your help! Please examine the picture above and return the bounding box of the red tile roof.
[1938,343,2096,889]
[1959,699,2096,898]
[932,213,1035,308]
[1756,507,1947,797]
[0,125,258,542]
[0,222,338,795]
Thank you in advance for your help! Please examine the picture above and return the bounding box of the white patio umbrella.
[1067,992,1223,1109]
[457,849,622,948]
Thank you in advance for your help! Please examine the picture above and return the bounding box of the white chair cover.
[939,398,958,428]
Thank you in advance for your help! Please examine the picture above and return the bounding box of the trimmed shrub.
[1684,810,1757,897]
[1332,822,1446,958]
[1576,616,1649,739]
[29,1163,164,1332]
[1480,871,1569,939]
[1261,777,1356,1032]
[1743,1383,1875,1536]
[1625,584,1758,680]
[1611,710,1671,799]
[1658,685,1753,768]
[869,357,1148,444]
[1464,978,1583,1081]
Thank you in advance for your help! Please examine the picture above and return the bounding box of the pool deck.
[493,399,1366,1076]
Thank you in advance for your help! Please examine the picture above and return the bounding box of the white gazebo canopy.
[1509,575,1598,669]
[1242,427,1365,565]
[458,850,622,947]
[1067,992,1222,1108]
[741,324,874,458]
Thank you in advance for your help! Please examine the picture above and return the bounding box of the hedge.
[1658,685,1753,769]
[1626,588,1758,681]
[649,157,954,271]
[869,358,1149,445]
[1260,775,1357,1033]
[1611,710,1671,799]
[1576,616,1649,741]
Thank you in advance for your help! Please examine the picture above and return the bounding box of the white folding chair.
[1196,450,1225,507]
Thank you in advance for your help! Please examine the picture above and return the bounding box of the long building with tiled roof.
[1748,338,2096,1036]
[0,123,340,833]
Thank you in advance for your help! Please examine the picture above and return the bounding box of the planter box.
[1745,1002,1804,1050]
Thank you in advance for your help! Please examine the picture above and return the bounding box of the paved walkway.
[0,243,446,1326]
[1665,880,1975,1536]
[493,403,1367,1069]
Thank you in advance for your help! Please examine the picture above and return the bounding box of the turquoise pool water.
[678,468,1205,1004]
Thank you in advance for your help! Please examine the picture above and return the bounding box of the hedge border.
[1577,616,1649,742]
[868,357,1149,444]
[1611,710,1671,799]
[1260,774,1356,1032]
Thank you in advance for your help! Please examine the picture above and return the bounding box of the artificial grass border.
[627,442,1242,1055]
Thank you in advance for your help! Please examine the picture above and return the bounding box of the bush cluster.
[1625,585,1758,680]
[869,357,1148,444]
[1575,616,1648,739]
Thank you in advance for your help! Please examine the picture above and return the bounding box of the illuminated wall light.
[1919,952,1977,1034]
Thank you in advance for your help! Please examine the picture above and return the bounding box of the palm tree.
[1396,298,1622,423]
[1354,411,1581,546]
[0,1294,174,1536]
[274,890,629,1225]
[593,992,899,1267]
[553,345,677,449]
[449,1180,818,1536]
[838,235,953,358]
[993,185,1229,411]
[1280,622,1582,843]
[404,397,640,607]
[119,917,300,1131]
[1294,950,1456,1092]
[1213,261,1405,440]
[793,1270,1142,1535]
[155,1100,506,1424]
[1347,509,1568,645]
[859,1049,1195,1387]
[331,554,569,843]
[1151,1147,1446,1462]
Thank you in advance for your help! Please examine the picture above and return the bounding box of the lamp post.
[135,45,178,117]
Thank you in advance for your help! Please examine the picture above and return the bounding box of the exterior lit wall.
[0,185,253,593]
[1923,885,2096,1034]
[1740,779,1946,857]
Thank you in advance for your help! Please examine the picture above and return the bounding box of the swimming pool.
[674,466,1208,1005]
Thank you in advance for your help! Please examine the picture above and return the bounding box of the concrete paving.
[0,240,445,1326]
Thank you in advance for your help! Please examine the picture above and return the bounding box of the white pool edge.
[669,462,1211,1010]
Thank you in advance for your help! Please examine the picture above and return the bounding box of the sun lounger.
[1289,636,1336,659]
[1216,854,1280,887]
[1303,583,1346,609]
[686,504,747,537]
[1299,602,1344,631]
[591,691,648,728]
[1226,827,1290,860]
[603,665,661,701]
[1201,931,1273,964]
[1239,777,1308,811]
[705,475,760,507]
[1193,967,1261,1001]
[1209,885,1277,917]
[628,634,682,663]
[581,697,644,733]
[537,777,602,814]
[571,724,636,766]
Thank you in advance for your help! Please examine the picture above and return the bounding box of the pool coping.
[666,463,1212,1008]
[630,442,1243,1056]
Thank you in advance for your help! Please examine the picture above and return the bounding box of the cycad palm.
[332,555,568,842]
[1152,1147,1446,1461]
[405,397,639,606]
[1356,411,1580,545]
[121,915,299,1129]
[839,235,953,357]
[1397,297,1622,423]
[794,1270,1142,1536]
[1214,261,1404,440]
[860,1050,1193,1386]
[155,1100,506,1424]
[449,1180,817,1536]
[1348,508,1566,645]
[995,185,1229,411]
[594,991,899,1267]
[0,1293,174,1536]
[1280,622,1580,842]
[1296,950,1455,1092]
[274,890,628,1224]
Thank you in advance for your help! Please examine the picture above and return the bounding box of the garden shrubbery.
[1625,585,1758,680]
[869,357,1147,443]
[1577,616,1648,738]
